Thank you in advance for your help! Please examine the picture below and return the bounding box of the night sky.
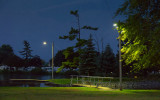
[0,0,124,62]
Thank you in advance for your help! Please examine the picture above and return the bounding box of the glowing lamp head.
[113,23,118,29]
[43,41,47,45]
[113,23,117,27]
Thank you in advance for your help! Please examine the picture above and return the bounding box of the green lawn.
[0,87,160,100]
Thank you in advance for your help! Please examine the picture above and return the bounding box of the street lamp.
[43,41,54,79]
[43,41,47,45]
[113,23,122,91]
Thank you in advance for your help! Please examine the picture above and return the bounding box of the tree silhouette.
[19,40,33,68]
[59,10,98,72]
[80,34,97,76]
[0,44,14,65]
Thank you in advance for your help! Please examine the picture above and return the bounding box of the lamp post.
[113,23,122,91]
[43,41,54,79]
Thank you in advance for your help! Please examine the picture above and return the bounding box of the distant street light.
[113,23,122,91]
[43,41,54,79]
[43,41,47,45]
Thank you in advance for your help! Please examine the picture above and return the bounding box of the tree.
[101,44,116,76]
[59,10,98,72]
[49,50,66,67]
[30,55,42,67]
[59,10,98,43]
[57,47,79,72]
[19,40,33,67]
[0,44,14,65]
[19,40,33,60]
[80,34,97,76]
[115,0,160,72]
[115,51,133,77]
[3,55,24,70]
[0,44,24,70]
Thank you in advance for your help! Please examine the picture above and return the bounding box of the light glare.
[113,23,117,27]
[43,41,47,45]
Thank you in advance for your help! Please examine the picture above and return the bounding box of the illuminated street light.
[113,23,118,29]
[113,23,122,91]
[43,41,54,79]
[43,41,47,45]
[113,23,117,27]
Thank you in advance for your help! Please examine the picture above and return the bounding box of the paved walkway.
[73,84,117,91]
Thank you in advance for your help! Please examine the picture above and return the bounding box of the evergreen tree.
[19,40,33,67]
[59,10,98,72]
[80,34,97,76]
[102,44,116,76]
[19,40,32,60]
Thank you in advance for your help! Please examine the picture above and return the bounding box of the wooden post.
[90,77,91,87]
[70,75,73,85]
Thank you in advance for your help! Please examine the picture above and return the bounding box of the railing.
[70,75,160,89]
[70,75,114,87]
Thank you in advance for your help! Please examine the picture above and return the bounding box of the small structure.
[70,75,114,88]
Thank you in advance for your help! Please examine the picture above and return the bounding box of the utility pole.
[113,23,122,91]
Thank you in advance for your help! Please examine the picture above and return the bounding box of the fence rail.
[70,75,160,89]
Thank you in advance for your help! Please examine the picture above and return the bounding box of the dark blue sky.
[0,0,124,62]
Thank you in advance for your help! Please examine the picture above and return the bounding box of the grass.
[0,87,160,100]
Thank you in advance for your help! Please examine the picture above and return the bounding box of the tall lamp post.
[113,23,122,91]
[43,41,54,79]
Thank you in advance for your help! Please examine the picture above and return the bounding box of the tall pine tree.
[80,34,97,76]
[59,10,98,72]
[101,44,116,76]
[19,40,33,68]
[19,40,32,60]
